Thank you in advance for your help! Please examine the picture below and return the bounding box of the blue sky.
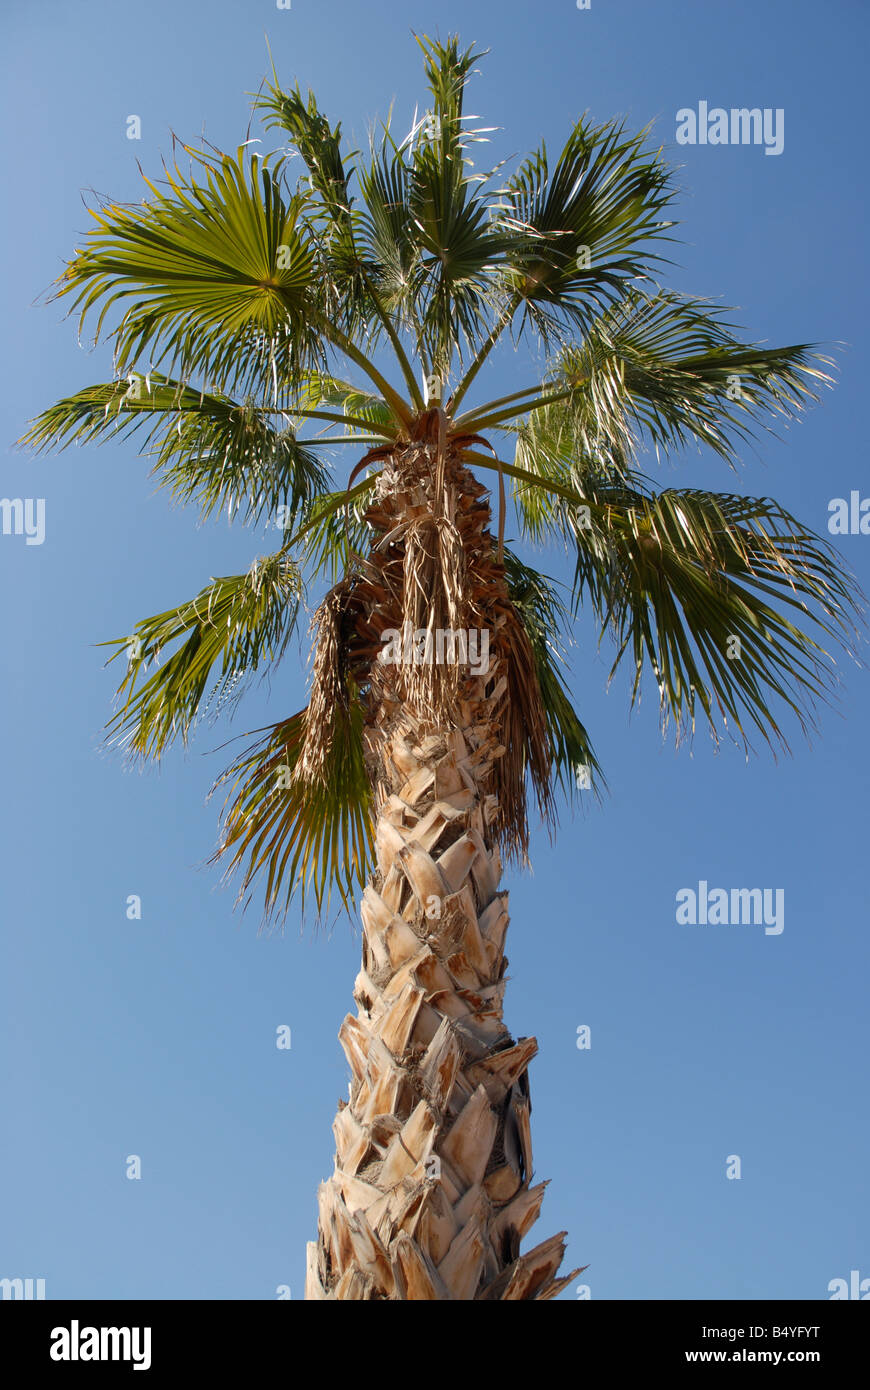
[2,0,867,1301]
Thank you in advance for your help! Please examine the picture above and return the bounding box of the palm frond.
[299,371,397,436]
[102,552,303,758]
[568,482,860,750]
[499,118,676,347]
[404,35,508,374]
[525,288,831,472]
[294,485,376,582]
[409,139,507,376]
[210,695,374,923]
[22,375,331,525]
[255,81,354,222]
[467,445,861,751]
[414,32,488,164]
[357,143,419,324]
[355,36,509,380]
[503,548,605,801]
[252,79,392,348]
[53,145,322,395]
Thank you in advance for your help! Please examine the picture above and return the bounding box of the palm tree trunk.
[305,439,580,1300]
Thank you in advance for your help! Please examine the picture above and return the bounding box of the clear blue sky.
[2,0,867,1301]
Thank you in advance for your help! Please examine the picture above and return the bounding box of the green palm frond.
[295,484,378,582]
[522,288,830,472]
[414,32,488,166]
[253,79,389,348]
[466,445,860,751]
[351,36,510,379]
[499,118,676,346]
[487,428,630,540]
[357,144,421,329]
[503,548,605,800]
[102,552,303,758]
[210,696,374,922]
[255,81,354,224]
[53,146,322,394]
[569,482,859,749]
[409,137,506,376]
[22,375,331,525]
[404,36,508,374]
[299,372,397,437]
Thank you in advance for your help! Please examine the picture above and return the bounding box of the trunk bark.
[305,440,580,1300]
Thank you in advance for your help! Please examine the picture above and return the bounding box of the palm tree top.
[22,32,862,920]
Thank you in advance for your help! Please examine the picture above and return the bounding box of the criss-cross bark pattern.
[305,439,581,1300]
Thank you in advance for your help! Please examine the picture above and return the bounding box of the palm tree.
[23,35,860,1301]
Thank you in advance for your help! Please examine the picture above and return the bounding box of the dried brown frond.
[296,577,359,786]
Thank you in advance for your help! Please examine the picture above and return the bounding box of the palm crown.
[24,34,860,923]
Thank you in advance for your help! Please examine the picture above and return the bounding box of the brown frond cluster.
[299,442,555,861]
[295,576,356,788]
